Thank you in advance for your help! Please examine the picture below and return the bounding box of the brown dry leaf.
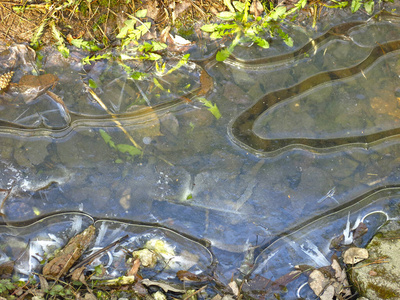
[331,256,351,297]
[84,293,97,300]
[18,74,58,90]
[43,225,96,278]
[166,34,194,53]
[71,265,87,283]
[16,73,59,104]
[241,274,273,294]
[198,69,214,96]
[250,0,264,17]
[308,269,330,296]
[331,258,345,283]
[330,222,368,250]
[38,274,49,293]
[272,270,302,288]
[228,281,239,296]
[96,275,136,286]
[160,26,171,44]
[0,261,14,279]
[353,222,368,240]
[141,278,185,293]
[176,270,209,282]
[320,285,335,300]
[127,258,141,277]
[343,247,369,264]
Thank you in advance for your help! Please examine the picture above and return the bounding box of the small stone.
[152,291,166,300]
[369,270,377,276]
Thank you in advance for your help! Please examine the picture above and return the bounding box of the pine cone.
[0,71,14,91]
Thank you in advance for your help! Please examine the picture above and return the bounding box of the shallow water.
[1,4,400,298]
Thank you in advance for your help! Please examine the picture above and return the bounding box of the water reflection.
[1,7,400,298]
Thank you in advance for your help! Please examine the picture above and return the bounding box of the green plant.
[51,21,70,58]
[99,129,142,161]
[201,0,306,61]
[197,97,222,120]
[0,279,15,294]
[350,0,375,14]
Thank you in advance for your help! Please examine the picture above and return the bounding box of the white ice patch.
[343,212,353,245]
[299,240,330,267]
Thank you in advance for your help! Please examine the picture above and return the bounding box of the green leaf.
[216,48,231,61]
[275,27,293,47]
[135,9,147,18]
[70,38,101,51]
[298,0,307,8]
[116,18,136,39]
[197,97,221,119]
[255,37,269,48]
[153,78,165,91]
[324,1,348,8]
[130,72,148,80]
[99,129,116,149]
[137,22,151,35]
[51,22,69,58]
[351,0,361,13]
[151,41,167,51]
[201,24,218,33]
[224,0,235,12]
[217,11,236,21]
[31,19,47,49]
[284,36,294,47]
[82,53,110,65]
[147,52,162,60]
[210,31,223,39]
[116,144,142,157]
[165,53,190,75]
[94,265,103,276]
[232,1,245,12]
[364,0,374,14]
[270,6,287,20]
[88,79,97,88]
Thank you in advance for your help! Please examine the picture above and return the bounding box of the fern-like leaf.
[31,19,48,49]
[50,21,69,58]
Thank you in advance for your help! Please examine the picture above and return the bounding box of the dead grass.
[0,0,226,47]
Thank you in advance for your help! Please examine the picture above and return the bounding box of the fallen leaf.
[228,281,239,296]
[127,258,141,276]
[320,284,335,300]
[43,225,96,278]
[343,247,369,264]
[132,248,157,268]
[141,278,185,293]
[177,270,209,282]
[96,275,136,286]
[308,269,330,296]
[198,70,214,96]
[71,266,87,283]
[0,261,14,279]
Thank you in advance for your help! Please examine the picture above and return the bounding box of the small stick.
[68,234,129,274]
[183,285,207,300]
[87,86,141,150]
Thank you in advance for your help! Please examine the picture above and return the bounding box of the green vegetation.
[201,0,304,61]
[200,0,391,61]
[197,97,222,120]
[99,129,142,161]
